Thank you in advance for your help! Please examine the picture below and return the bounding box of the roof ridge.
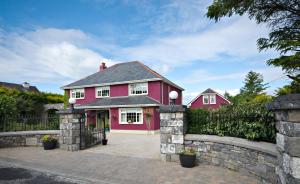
[135,61,163,79]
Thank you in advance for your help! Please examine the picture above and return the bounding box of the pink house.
[188,88,231,109]
[62,61,183,134]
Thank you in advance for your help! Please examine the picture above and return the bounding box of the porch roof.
[76,96,161,109]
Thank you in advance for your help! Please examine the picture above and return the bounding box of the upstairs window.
[96,86,110,98]
[129,83,148,95]
[71,88,84,99]
[203,95,209,104]
[203,94,216,104]
[119,108,143,124]
[210,95,216,104]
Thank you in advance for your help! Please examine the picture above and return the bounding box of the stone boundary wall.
[185,134,278,184]
[0,130,59,148]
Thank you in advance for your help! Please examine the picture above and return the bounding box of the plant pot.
[43,140,56,150]
[179,154,196,168]
[102,139,108,145]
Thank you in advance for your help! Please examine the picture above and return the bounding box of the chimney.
[99,62,107,72]
[22,82,30,89]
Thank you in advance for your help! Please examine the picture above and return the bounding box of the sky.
[0,0,291,104]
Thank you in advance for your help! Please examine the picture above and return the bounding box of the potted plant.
[42,135,57,150]
[179,148,196,168]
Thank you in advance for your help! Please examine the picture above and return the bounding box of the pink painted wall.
[109,107,160,130]
[71,87,96,105]
[162,82,169,105]
[148,81,161,103]
[110,84,128,97]
[161,82,182,105]
[190,94,230,109]
[67,81,182,106]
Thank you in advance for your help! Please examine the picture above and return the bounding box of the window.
[70,88,84,99]
[203,94,216,104]
[96,86,110,98]
[203,95,209,104]
[119,108,143,124]
[129,83,148,95]
[210,95,216,104]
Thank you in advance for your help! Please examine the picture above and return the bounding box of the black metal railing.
[0,115,59,132]
[187,104,276,143]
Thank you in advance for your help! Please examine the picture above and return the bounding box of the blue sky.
[0,0,290,104]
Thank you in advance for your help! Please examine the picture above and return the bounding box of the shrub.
[42,135,57,142]
[187,103,276,143]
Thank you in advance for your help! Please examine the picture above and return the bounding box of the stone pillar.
[159,105,187,162]
[268,94,300,184]
[57,109,83,152]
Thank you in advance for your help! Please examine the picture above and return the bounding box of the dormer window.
[96,86,110,98]
[71,88,85,99]
[203,95,209,104]
[210,95,216,104]
[129,83,148,95]
[203,94,216,104]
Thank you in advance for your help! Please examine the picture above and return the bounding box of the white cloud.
[0,28,116,86]
[121,16,272,72]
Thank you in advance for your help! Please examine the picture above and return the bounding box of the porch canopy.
[76,96,161,109]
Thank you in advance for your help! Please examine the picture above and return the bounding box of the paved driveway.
[0,145,260,184]
[86,133,160,159]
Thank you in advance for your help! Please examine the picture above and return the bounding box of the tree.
[240,71,268,95]
[207,0,300,92]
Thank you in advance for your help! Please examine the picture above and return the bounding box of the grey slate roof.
[62,61,183,90]
[0,82,39,93]
[76,96,160,109]
[201,88,217,94]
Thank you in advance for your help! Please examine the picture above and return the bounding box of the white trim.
[110,129,160,135]
[76,104,161,109]
[209,94,216,104]
[62,78,161,89]
[187,89,231,107]
[119,108,143,124]
[128,82,148,96]
[95,86,110,98]
[203,95,209,104]
[70,88,85,99]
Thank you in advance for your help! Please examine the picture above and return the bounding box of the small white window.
[96,86,110,98]
[119,108,143,124]
[129,83,148,95]
[210,95,216,104]
[70,88,85,99]
[203,95,209,104]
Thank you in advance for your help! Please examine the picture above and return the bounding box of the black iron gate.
[79,113,102,150]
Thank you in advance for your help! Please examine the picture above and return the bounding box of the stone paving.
[0,146,260,184]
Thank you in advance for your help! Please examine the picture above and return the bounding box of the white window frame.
[129,82,148,96]
[96,86,110,98]
[70,88,85,99]
[203,95,209,104]
[119,108,143,124]
[210,94,216,104]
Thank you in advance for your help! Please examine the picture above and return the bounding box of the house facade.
[188,88,230,109]
[62,61,183,134]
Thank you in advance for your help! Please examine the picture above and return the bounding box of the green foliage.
[187,103,276,143]
[276,80,300,96]
[207,0,300,84]
[42,135,57,143]
[240,71,268,96]
[226,71,271,104]
[0,86,64,117]
[0,95,18,118]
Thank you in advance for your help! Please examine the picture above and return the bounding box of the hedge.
[186,103,276,143]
